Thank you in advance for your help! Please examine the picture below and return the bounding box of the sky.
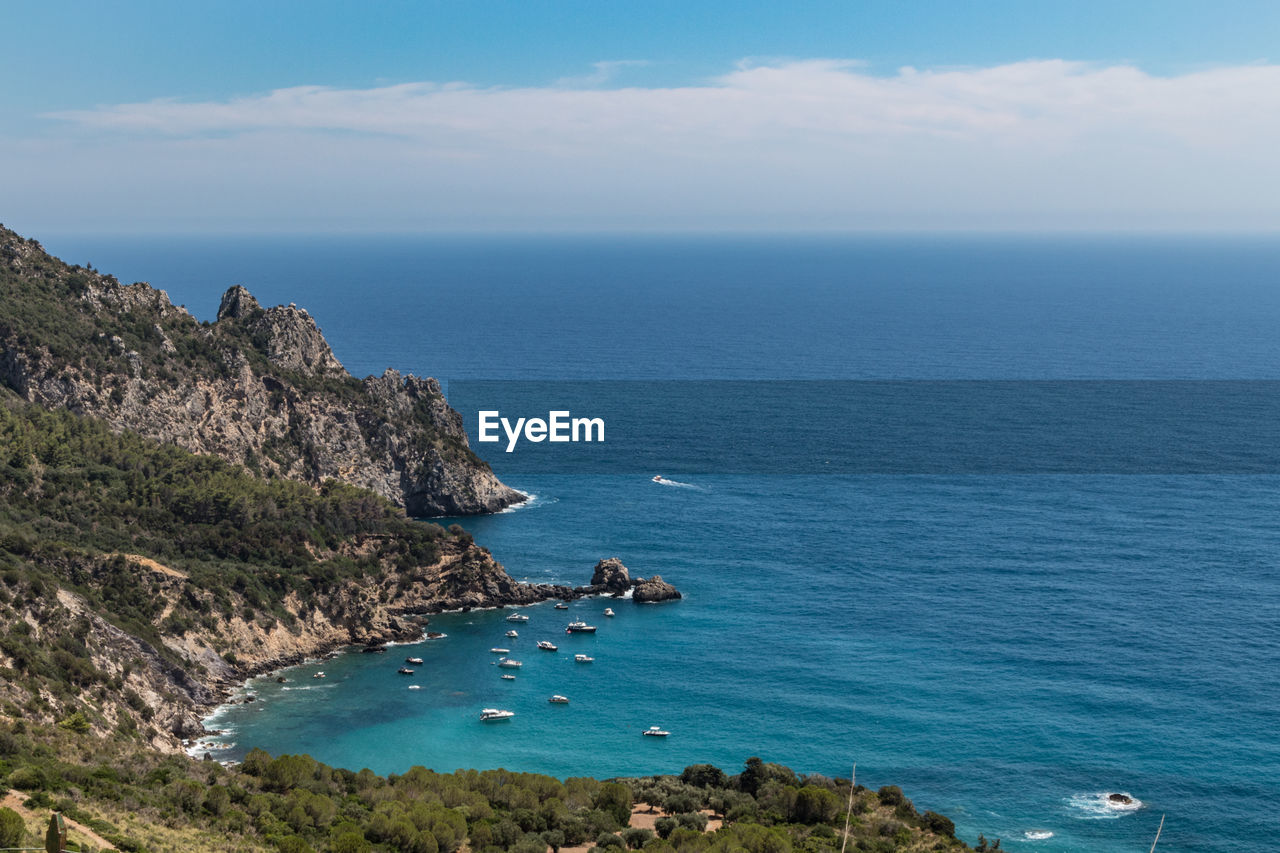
[3,1,1280,234]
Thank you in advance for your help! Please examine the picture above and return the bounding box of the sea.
[38,233,1280,853]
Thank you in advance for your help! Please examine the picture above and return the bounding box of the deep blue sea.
[39,234,1280,852]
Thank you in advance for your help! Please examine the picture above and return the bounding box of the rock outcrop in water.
[0,224,522,515]
[631,574,682,603]
[582,558,682,601]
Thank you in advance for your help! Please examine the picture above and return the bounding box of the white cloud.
[16,59,1280,231]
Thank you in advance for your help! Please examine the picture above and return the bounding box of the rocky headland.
[0,225,521,516]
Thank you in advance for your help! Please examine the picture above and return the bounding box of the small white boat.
[312,672,326,679]
[405,657,424,665]
[498,658,523,668]
[408,685,421,690]
[604,608,615,617]
[566,621,597,634]
[397,667,415,675]
[549,695,569,704]
[489,648,510,654]
[537,640,558,651]
[506,629,519,638]
[574,654,594,663]
[643,726,669,737]
[501,674,516,680]
[554,603,569,610]
[506,613,529,623]
[480,708,515,721]
[652,475,663,482]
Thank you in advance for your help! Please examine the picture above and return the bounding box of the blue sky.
[4,2,1280,233]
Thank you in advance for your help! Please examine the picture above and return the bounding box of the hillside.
[0,225,520,516]
[0,394,571,753]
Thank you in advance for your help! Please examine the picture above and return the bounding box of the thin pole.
[840,763,856,853]
[1149,814,1165,853]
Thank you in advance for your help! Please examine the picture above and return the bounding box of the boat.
[312,671,326,679]
[489,647,510,654]
[479,708,515,721]
[425,631,447,639]
[498,658,523,668]
[408,685,420,690]
[501,674,516,680]
[554,603,569,610]
[566,621,597,634]
[397,667,415,675]
[643,726,670,737]
[604,608,615,617]
[506,613,529,623]
[549,695,569,704]
[574,654,593,663]
[652,475,663,482]
[506,630,519,638]
[537,640,558,651]
[405,657,424,665]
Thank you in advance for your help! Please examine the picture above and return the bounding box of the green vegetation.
[0,392,450,628]
[0,719,970,853]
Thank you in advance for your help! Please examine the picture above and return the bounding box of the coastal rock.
[632,574,682,603]
[0,225,523,516]
[590,558,632,594]
[1108,793,1134,805]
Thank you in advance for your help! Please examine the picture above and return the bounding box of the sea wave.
[1066,792,1143,819]
[498,490,556,513]
[652,476,703,489]
[1023,829,1054,840]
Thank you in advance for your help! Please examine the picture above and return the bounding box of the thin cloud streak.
[21,60,1280,231]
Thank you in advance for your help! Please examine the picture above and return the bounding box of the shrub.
[0,807,25,848]
[595,832,626,850]
[621,827,654,849]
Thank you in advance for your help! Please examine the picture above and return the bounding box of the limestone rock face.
[0,226,522,515]
[590,558,633,594]
[632,574,683,603]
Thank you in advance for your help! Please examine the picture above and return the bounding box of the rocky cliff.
[0,225,522,516]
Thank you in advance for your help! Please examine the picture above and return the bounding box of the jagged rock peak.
[590,558,632,594]
[217,285,260,321]
[215,284,345,377]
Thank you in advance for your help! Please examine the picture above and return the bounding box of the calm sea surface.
[40,234,1280,852]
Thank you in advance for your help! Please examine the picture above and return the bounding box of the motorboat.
[506,630,519,638]
[405,657,424,665]
[489,648,510,654]
[554,603,569,610]
[408,685,420,690]
[425,632,447,640]
[652,475,663,482]
[574,654,593,663]
[643,726,670,737]
[312,671,326,679]
[479,708,515,721]
[549,695,569,704]
[397,667,415,675]
[604,608,615,617]
[497,658,523,668]
[566,621,597,634]
[537,640,558,651]
[501,674,516,680]
[506,613,529,623]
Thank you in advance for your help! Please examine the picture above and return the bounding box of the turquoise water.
[45,235,1280,852]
